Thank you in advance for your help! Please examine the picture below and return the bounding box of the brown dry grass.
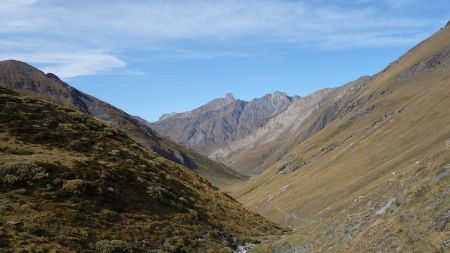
[231,26,450,252]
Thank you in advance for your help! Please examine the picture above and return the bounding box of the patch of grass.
[24,223,45,236]
[219,247,233,253]
[95,240,138,253]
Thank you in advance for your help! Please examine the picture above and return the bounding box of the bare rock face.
[237,91,301,139]
[395,45,450,81]
[208,88,334,162]
[150,91,299,153]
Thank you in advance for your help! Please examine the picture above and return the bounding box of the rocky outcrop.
[208,88,333,161]
[150,91,299,153]
[395,45,450,81]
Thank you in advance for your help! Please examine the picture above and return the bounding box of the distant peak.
[225,92,235,101]
[446,20,450,28]
[271,91,287,97]
[159,112,177,121]
[0,59,27,65]
[261,91,289,100]
[0,59,34,70]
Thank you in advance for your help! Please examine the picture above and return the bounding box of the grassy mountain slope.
[235,25,450,252]
[0,60,244,187]
[0,87,280,252]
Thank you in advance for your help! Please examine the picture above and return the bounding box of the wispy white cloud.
[382,0,417,9]
[35,53,126,79]
[0,51,125,78]
[0,0,38,10]
[0,0,444,77]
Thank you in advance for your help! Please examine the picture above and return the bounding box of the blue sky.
[1,0,449,121]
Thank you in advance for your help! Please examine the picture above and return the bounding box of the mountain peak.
[159,112,177,121]
[0,60,36,72]
[446,20,450,28]
[225,92,235,101]
[270,91,287,98]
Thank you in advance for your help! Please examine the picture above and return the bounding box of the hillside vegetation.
[0,60,245,188]
[0,87,280,252]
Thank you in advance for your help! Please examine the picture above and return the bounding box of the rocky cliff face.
[0,60,245,186]
[150,91,299,154]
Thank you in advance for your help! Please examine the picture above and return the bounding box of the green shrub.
[62,179,95,196]
[0,227,9,247]
[0,162,49,188]
[0,146,33,155]
[95,240,136,253]
[57,123,74,130]
[110,150,121,156]
[24,223,45,236]
[68,138,95,153]
[219,247,233,253]
[146,185,176,203]
[146,185,186,210]
[242,237,261,245]
[66,227,90,238]
[68,111,89,123]
[99,209,121,223]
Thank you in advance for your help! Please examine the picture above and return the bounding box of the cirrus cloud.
[0,0,446,77]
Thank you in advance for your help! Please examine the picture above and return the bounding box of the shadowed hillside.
[0,87,280,252]
[0,61,244,187]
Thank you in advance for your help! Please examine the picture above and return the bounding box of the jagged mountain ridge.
[151,75,372,175]
[150,91,300,160]
[0,60,244,187]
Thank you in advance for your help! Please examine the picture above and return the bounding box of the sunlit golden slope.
[236,25,450,252]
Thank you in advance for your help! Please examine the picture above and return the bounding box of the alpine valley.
[0,13,449,253]
[150,22,450,252]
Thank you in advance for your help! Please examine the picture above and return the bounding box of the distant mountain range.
[150,91,300,158]
[150,76,372,176]
[150,23,450,252]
